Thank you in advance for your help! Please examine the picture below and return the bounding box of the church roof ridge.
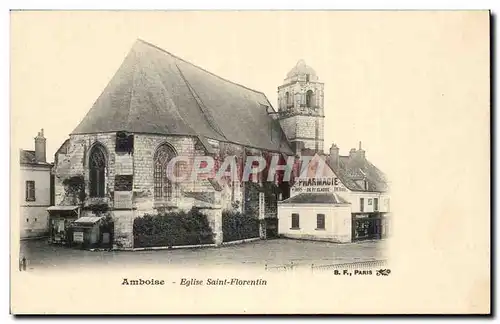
[71,39,293,154]
[136,39,268,98]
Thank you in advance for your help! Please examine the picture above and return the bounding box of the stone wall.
[198,206,223,245]
[279,115,324,152]
[52,131,285,249]
[53,133,116,207]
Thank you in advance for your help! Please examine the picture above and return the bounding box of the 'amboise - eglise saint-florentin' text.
[121,278,268,286]
[181,278,267,286]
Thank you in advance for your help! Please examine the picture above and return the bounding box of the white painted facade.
[278,203,352,243]
[278,152,390,243]
[20,164,52,238]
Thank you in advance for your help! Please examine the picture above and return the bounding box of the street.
[18,237,387,271]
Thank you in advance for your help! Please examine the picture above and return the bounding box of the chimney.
[357,141,366,160]
[349,148,357,159]
[349,142,366,162]
[329,143,339,168]
[34,128,46,163]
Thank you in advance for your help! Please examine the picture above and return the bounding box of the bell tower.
[278,59,325,154]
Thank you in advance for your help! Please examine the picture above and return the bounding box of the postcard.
[10,10,490,314]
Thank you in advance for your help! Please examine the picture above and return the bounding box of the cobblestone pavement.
[18,238,388,271]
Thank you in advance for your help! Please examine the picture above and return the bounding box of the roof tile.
[280,192,350,205]
[72,39,293,154]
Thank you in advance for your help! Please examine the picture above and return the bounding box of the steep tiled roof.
[280,192,350,205]
[72,39,293,154]
[325,155,389,192]
[20,150,36,164]
[20,149,53,167]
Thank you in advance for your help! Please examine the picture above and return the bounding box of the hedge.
[222,210,260,242]
[133,208,214,248]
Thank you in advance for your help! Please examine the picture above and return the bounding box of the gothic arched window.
[306,90,314,107]
[89,144,107,197]
[154,143,177,201]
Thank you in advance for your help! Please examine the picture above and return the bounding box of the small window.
[26,219,29,223]
[291,213,300,229]
[374,198,379,211]
[360,198,364,212]
[306,90,314,107]
[25,181,35,201]
[285,92,292,109]
[368,198,373,206]
[316,214,325,230]
[115,132,134,154]
[34,218,37,222]
[306,74,310,82]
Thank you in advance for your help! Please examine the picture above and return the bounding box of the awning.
[47,206,79,215]
[71,216,104,227]
[279,192,351,205]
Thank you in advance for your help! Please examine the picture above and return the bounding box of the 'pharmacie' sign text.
[292,177,348,194]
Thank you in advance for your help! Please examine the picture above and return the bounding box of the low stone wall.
[279,233,351,244]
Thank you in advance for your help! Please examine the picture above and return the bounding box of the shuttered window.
[291,213,300,229]
[316,213,325,229]
[25,181,35,201]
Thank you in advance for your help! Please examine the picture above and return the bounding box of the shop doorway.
[352,213,383,241]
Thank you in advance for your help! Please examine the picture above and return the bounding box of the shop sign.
[114,191,133,209]
[291,177,348,195]
[115,175,133,191]
[73,231,84,243]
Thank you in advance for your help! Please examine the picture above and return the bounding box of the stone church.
[50,39,387,249]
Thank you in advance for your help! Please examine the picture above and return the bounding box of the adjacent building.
[278,143,390,243]
[20,129,54,239]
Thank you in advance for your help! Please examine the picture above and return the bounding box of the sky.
[11,11,490,178]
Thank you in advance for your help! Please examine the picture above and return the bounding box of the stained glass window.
[154,143,177,200]
[89,144,106,197]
